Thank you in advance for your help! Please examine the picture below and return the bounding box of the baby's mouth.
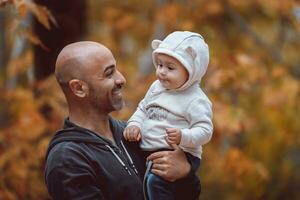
[158,77,168,83]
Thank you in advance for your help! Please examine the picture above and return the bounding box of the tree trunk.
[33,0,87,82]
[0,9,6,70]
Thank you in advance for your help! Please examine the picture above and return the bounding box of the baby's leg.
[146,172,175,200]
[144,161,175,200]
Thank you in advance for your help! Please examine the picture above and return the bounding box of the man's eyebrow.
[103,65,115,73]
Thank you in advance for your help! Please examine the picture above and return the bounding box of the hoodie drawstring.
[105,144,132,175]
[120,141,139,175]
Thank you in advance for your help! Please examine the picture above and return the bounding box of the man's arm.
[46,166,106,200]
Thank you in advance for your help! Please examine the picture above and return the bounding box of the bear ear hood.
[152,31,209,91]
[151,39,162,49]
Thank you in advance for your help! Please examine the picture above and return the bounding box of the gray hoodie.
[128,31,213,158]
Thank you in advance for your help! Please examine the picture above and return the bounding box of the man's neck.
[69,111,116,144]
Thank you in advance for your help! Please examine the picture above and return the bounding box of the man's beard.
[111,84,124,111]
[89,87,124,113]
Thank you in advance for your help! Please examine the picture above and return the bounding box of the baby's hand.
[166,128,182,146]
[123,125,141,142]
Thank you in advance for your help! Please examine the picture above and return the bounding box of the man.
[45,41,200,199]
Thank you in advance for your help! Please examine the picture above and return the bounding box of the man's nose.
[115,70,126,85]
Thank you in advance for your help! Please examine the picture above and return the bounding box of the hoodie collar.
[51,117,121,146]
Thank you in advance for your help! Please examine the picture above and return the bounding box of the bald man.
[44,41,200,200]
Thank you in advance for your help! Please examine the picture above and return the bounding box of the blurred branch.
[224,2,283,64]
[1,0,56,49]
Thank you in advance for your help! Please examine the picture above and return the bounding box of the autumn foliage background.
[0,0,300,199]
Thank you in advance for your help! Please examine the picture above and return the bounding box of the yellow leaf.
[115,14,135,32]
[6,50,32,78]
[0,190,17,200]
[157,3,180,24]
[204,0,224,16]
[16,1,28,18]
[14,110,47,141]
[2,89,47,141]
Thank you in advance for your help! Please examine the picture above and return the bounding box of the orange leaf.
[6,50,32,78]
[16,1,28,18]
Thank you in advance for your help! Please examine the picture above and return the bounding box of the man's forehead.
[87,49,116,72]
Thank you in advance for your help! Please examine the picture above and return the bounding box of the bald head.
[55,41,126,116]
[55,41,112,86]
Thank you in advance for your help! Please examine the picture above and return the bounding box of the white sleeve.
[179,98,213,148]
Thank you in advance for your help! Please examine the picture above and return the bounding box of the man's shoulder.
[46,141,86,166]
[44,140,96,180]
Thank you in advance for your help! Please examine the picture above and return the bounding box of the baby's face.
[155,53,188,90]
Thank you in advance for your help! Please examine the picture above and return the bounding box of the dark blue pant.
[143,153,201,200]
[146,172,175,200]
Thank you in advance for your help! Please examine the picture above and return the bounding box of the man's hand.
[123,125,141,142]
[166,128,182,145]
[147,144,191,182]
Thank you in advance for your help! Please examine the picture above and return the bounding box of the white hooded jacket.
[128,31,213,158]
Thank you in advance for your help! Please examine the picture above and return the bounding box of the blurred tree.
[33,0,87,82]
[0,0,300,199]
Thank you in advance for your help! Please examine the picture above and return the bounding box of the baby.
[124,31,213,200]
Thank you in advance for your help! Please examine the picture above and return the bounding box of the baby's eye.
[167,66,174,70]
[157,63,163,68]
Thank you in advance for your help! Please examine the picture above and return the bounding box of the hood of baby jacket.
[152,31,209,91]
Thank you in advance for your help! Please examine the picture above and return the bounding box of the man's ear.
[69,79,88,98]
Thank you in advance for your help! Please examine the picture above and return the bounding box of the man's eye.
[105,69,114,77]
